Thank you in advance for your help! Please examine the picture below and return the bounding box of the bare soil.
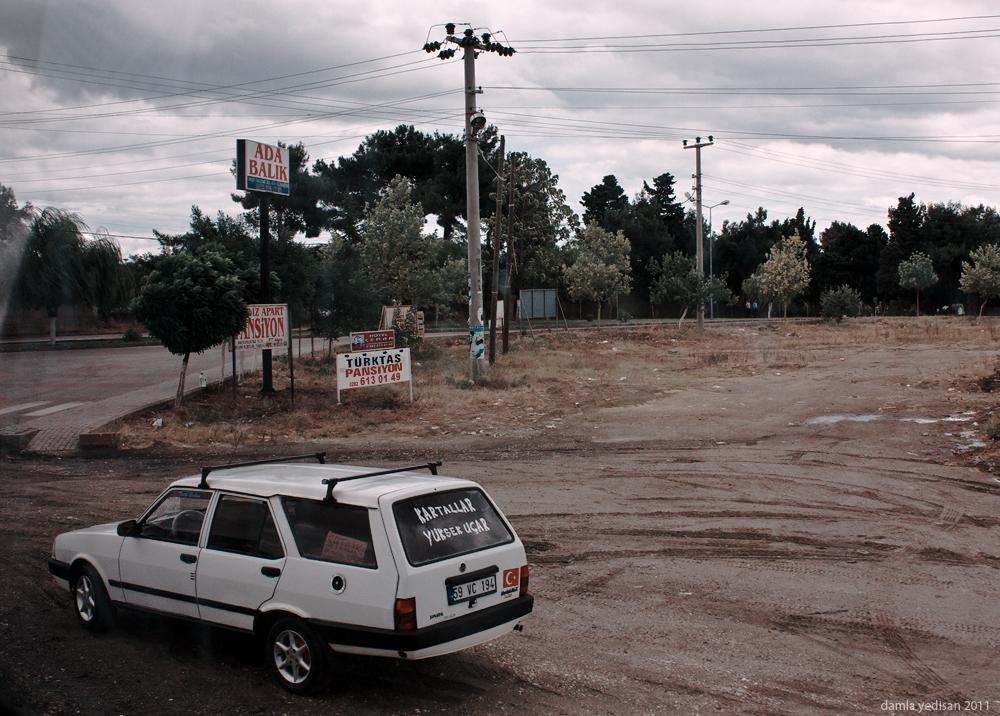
[3,318,1000,715]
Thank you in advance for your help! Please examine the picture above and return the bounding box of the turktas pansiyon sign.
[235,304,288,350]
[336,348,412,403]
[236,139,290,196]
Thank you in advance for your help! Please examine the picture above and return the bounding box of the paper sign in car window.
[321,532,368,565]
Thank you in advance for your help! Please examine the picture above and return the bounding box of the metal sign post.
[236,139,290,403]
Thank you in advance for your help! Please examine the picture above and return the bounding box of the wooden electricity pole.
[489,135,504,365]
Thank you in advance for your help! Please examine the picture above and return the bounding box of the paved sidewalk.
[6,376,207,453]
[3,340,348,454]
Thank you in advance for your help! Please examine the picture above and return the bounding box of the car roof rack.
[198,453,327,489]
[323,461,442,503]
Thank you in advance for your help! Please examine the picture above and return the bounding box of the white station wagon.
[48,455,533,693]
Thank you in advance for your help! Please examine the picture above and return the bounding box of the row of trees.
[0,186,134,344]
[6,124,1000,358]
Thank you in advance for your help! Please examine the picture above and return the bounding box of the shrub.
[392,308,423,348]
[820,285,862,323]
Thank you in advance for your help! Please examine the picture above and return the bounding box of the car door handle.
[180,553,197,564]
[261,566,281,578]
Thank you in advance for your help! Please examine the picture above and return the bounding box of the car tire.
[72,564,115,632]
[265,617,333,694]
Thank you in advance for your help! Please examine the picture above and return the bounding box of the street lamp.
[706,200,729,319]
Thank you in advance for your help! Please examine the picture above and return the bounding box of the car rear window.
[282,498,377,569]
[393,488,514,566]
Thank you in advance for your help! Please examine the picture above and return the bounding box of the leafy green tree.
[358,176,437,309]
[131,251,247,406]
[649,251,732,327]
[316,125,495,242]
[814,221,886,304]
[429,255,467,325]
[715,208,817,308]
[747,231,811,318]
[897,251,938,316]
[155,208,269,299]
[878,194,926,301]
[0,185,34,321]
[643,172,687,241]
[17,209,89,344]
[314,239,381,348]
[580,173,688,311]
[960,244,1000,316]
[922,202,1000,308]
[581,175,628,226]
[714,207,779,304]
[0,184,34,242]
[820,285,862,322]
[563,225,632,325]
[153,207,300,309]
[79,232,135,320]
[485,152,576,306]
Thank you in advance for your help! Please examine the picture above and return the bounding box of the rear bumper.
[311,594,533,657]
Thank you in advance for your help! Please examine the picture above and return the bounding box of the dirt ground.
[3,319,1000,716]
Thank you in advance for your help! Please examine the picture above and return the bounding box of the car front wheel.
[265,617,333,694]
[73,564,115,631]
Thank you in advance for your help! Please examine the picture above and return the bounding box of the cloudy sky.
[2,0,999,256]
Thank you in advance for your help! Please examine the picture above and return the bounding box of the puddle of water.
[802,414,881,425]
[803,413,975,426]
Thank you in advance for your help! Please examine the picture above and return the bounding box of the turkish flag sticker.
[503,568,520,588]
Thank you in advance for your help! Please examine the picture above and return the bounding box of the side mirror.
[117,519,139,537]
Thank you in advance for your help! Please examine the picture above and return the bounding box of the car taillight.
[519,564,530,596]
[394,597,417,631]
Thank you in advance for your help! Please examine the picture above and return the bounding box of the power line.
[511,14,1000,42]
[513,29,1000,53]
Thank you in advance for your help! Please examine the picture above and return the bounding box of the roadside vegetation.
[108,318,1000,451]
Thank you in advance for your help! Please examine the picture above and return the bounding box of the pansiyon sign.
[235,304,288,350]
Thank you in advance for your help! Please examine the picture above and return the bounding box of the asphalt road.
[0,344,229,431]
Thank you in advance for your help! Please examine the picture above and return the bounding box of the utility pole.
[489,135,504,365]
[503,156,516,355]
[424,24,514,382]
[683,135,713,330]
[706,199,729,319]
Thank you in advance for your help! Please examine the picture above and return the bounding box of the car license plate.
[447,574,497,604]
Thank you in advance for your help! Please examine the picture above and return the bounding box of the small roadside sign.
[350,330,395,352]
[235,304,288,350]
[336,348,412,403]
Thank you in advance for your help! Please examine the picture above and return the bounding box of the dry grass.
[110,317,999,450]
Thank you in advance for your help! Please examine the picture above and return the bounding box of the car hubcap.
[273,629,311,684]
[75,576,95,622]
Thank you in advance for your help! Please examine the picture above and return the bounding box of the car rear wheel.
[266,617,333,694]
[73,564,115,632]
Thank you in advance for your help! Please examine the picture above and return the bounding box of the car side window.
[282,498,377,569]
[139,489,212,545]
[206,495,284,559]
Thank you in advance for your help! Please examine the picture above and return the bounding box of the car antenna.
[199,453,327,489]
[323,461,442,503]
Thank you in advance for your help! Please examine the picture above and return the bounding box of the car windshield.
[392,488,514,566]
